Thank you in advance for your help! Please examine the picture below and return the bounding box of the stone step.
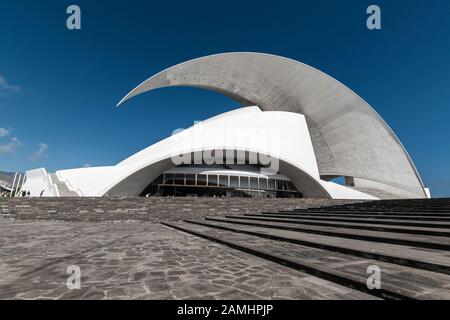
[163,221,450,299]
[265,212,450,221]
[331,198,450,204]
[184,219,450,275]
[328,202,450,206]
[225,214,450,238]
[323,205,449,208]
[333,202,450,205]
[324,206,450,211]
[205,217,450,251]
[291,209,450,216]
[325,205,450,210]
[245,213,450,228]
[302,208,450,213]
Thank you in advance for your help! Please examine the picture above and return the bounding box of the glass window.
[230,176,239,188]
[250,177,258,189]
[164,173,174,185]
[240,176,249,189]
[186,174,196,186]
[268,179,275,190]
[208,175,218,187]
[175,174,184,185]
[259,178,268,190]
[276,180,284,190]
[219,175,229,187]
[285,181,291,190]
[197,174,207,186]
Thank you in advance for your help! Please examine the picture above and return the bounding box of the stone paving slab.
[0,220,374,300]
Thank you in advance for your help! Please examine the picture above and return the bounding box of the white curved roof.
[48,107,374,199]
[117,52,426,198]
[22,106,375,199]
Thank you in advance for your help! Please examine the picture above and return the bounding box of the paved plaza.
[3,197,450,300]
[0,219,373,300]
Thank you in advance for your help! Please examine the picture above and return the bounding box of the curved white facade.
[119,52,427,199]
[22,52,427,199]
[22,107,375,199]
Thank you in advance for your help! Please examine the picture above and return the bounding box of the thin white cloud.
[0,128,9,137]
[0,75,21,97]
[29,143,48,161]
[83,163,92,168]
[0,137,22,155]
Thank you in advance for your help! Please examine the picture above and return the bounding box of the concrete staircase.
[49,173,78,197]
[163,198,450,300]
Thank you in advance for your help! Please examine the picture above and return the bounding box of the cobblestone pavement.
[0,219,374,300]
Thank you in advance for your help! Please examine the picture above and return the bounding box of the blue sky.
[0,0,449,196]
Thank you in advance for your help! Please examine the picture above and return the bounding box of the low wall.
[0,197,364,223]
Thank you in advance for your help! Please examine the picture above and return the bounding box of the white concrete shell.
[22,107,375,199]
[118,52,426,199]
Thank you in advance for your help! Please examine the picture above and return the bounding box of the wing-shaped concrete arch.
[118,52,426,198]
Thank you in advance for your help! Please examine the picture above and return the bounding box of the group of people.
[0,191,10,197]
[0,190,31,197]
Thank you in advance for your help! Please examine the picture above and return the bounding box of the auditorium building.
[22,53,430,200]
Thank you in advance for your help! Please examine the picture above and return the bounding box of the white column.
[14,174,22,197]
[10,173,18,197]
[18,174,25,196]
